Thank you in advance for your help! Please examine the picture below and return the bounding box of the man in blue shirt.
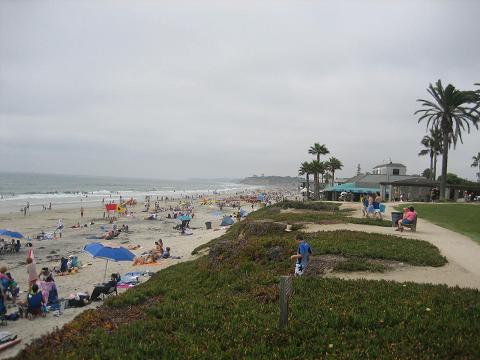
[290,234,312,276]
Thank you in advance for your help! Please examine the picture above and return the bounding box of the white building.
[371,162,406,176]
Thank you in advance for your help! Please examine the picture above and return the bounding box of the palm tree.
[415,80,480,199]
[418,128,443,180]
[472,152,480,182]
[309,160,324,200]
[298,162,311,199]
[326,157,343,185]
[308,143,329,184]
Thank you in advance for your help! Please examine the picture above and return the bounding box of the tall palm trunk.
[433,153,437,181]
[316,154,320,200]
[331,170,335,185]
[430,151,435,180]
[440,119,449,200]
[313,172,319,200]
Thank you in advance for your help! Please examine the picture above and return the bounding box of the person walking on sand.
[290,234,312,276]
[26,257,38,289]
[80,206,84,218]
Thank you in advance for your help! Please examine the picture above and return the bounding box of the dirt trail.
[303,202,480,289]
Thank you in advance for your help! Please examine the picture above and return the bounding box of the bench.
[402,216,417,232]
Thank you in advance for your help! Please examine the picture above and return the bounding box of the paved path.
[303,203,480,289]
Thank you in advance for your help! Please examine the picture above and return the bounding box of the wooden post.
[279,275,293,329]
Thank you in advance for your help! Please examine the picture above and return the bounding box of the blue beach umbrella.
[0,229,24,239]
[84,242,135,281]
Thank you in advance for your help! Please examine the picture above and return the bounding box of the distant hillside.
[239,176,302,186]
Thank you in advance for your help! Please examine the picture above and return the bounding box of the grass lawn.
[17,221,465,359]
[397,203,480,243]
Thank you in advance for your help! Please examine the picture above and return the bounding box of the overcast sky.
[1,0,479,180]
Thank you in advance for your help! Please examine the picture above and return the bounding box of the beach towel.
[124,271,151,278]
[133,262,162,267]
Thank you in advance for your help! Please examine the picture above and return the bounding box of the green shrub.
[306,230,447,267]
[275,200,341,211]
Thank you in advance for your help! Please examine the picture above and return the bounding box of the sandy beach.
[0,197,253,359]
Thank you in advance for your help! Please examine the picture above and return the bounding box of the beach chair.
[101,274,120,299]
[101,284,117,300]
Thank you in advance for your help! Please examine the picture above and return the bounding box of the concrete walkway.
[303,203,480,289]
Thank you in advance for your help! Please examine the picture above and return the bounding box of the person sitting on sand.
[155,240,164,256]
[396,206,417,232]
[40,274,58,306]
[90,274,119,301]
[57,257,68,273]
[4,272,19,303]
[133,252,157,265]
[162,247,171,259]
[19,284,46,319]
[0,267,10,291]
[39,267,53,282]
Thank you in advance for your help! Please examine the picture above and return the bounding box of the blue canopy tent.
[239,208,248,217]
[220,216,234,226]
[0,230,24,239]
[84,242,135,281]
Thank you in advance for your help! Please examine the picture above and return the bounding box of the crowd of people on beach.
[0,188,280,335]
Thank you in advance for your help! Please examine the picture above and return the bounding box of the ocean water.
[0,172,253,214]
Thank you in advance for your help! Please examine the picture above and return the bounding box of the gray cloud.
[1,0,479,180]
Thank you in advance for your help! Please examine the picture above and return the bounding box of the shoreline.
[0,185,260,215]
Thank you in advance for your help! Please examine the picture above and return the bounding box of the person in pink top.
[396,206,417,232]
[26,257,38,289]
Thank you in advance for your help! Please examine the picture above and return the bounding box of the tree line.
[298,143,343,200]
[416,80,480,199]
